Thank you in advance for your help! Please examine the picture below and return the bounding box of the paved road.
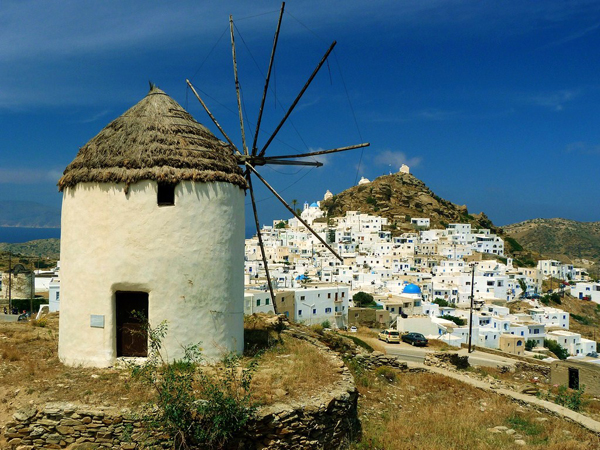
[384,344,427,363]
[382,341,517,368]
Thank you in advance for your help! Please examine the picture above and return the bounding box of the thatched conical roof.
[58,86,246,191]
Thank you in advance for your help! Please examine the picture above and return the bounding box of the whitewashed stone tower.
[58,86,246,367]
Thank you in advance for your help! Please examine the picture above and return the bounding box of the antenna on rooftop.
[186,2,370,311]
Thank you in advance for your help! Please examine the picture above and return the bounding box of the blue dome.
[310,202,319,208]
[403,283,421,294]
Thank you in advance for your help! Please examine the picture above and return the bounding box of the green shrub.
[539,385,587,412]
[554,385,586,411]
[441,315,466,326]
[525,339,537,351]
[366,196,377,206]
[321,320,331,329]
[433,298,449,307]
[131,321,258,449]
[344,335,374,353]
[505,237,523,252]
[571,314,592,325]
[353,291,375,307]
[544,339,569,360]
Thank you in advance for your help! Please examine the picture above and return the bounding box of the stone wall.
[4,403,144,450]
[424,352,470,370]
[461,343,552,367]
[5,385,359,450]
[1,272,34,300]
[551,360,600,395]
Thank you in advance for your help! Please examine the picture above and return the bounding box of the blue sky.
[1,0,599,235]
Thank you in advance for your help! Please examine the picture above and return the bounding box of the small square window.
[157,183,176,206]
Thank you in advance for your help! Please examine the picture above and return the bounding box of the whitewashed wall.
[59,180,244,367]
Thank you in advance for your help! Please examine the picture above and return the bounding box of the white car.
[350,326,358,333]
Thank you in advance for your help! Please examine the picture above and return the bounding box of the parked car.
[401,332,428,346]
[349,326,358,333]
[378,329,400,343]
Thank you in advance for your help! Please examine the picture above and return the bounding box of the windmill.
[186,3,369,312]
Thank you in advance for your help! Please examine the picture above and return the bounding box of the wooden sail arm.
[236,155,322,167]
[246,162,344,262]
[246,172,277,311]
[263,143,370,160]
[186,80,241,156]
[257,41,337,158]
[252,2,285,156]
[230,15,249,155]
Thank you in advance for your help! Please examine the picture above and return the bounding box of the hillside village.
[242,169,600,364]
[2,169,599,367]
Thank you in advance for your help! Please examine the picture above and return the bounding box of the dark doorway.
[568,367,579,390]
[116,291,148,357]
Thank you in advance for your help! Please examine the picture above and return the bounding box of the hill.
[0,239,60,271]
[321,172,498,233]
[503,218,600,268]
[0,238,60,259]
[0,200,61,228]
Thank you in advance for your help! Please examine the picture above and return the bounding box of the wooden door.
[116,291,148,357]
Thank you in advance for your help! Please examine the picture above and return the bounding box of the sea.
[0,227,61,244]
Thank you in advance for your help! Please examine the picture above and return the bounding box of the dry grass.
[349,367,600,450]
[0,314,152,429]
[347,330,387,353]
[426,339,453,351]
[250,335,342,405]
[0,313,342,426]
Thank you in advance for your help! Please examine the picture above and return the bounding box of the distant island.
[0,200,61,228]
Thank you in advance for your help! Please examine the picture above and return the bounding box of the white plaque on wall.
[90,315,105,328]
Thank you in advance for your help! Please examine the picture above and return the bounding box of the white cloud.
[306,147,331,166]
[373,150,422,170]
[528,89,580,111]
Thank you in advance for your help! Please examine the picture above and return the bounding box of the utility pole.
[30,268,34,317]
[468,262,476,353]
[8,252,12,313]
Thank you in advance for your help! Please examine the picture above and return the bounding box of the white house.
[571,282,600,303]
[528,307,570,329]
[289,284,349,328]
[411,218,430,228]
[546,330,596,357]
[244,290,275,315]
[49,277,60,313]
